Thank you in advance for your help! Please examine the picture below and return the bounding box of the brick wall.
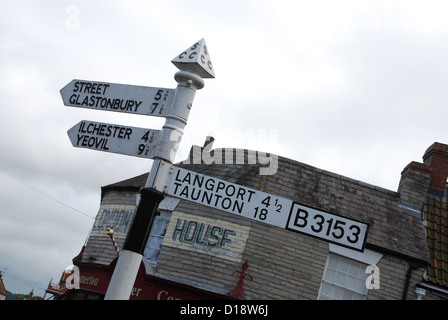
[368,254,425,300]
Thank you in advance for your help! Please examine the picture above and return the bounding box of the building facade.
[64,142,448,300]
[0,272,7,300]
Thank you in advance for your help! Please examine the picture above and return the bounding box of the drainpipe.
[402,261,426,300]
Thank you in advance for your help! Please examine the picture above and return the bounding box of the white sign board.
[167,167,369,251]
[286,202,368,251]
[67,120,161,159]
[60,79,175,117]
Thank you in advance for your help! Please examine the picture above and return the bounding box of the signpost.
[62,38,216,300]
[166,167,369,252]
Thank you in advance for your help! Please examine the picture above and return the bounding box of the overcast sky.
[1,0,447,295]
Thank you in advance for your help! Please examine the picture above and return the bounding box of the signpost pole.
[104,39,214,300]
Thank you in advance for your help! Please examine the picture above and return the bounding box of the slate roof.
[102,172,147,192]
[105,146,430,263]
[425,197,448,288]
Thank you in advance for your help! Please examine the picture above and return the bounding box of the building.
[403,142,448,299]
[63,141,448,300]
[0,272,7,300]
[15,290,41,300]
[44,269,71,300]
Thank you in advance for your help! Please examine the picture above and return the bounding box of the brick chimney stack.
[398,142,448,210]
[423,142,448,193]
[398,161,431,211]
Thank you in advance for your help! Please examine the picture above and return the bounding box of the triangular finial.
[172,38,215,78]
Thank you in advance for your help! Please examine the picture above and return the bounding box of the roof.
[101,172,148,199]
[105,146,430,263]
[425,196,448,288]
[102,172,148,190]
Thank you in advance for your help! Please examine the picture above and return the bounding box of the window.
[143,210,171,273]
[318,254,369,300]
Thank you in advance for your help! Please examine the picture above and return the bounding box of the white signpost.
[167,167,369,252]
[62,38,216,300]
[60,80,175,117]
[67,120,161,159]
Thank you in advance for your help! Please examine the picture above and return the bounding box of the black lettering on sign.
[286,202,369,252]
[73,81,110,94]
[68,93,142,113]
[77,122,132,139]
[171,169,263,214]
[76,134,109,150]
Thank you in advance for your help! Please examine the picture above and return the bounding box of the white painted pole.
[104,39,214,300]
[104,250,142,299]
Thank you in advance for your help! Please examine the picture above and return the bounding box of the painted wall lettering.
[157,290,181,300]
[80,275,99,287]
[92,204,136,235]
[163,211,250,262]
[172,218,236,249]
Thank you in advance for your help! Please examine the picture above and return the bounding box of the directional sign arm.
[166,167,369,251]
[67,120,161,159]
[61,80,175,117]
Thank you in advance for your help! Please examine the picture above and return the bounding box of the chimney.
[422,142,448,192]
[398,161,431,211]
[203,136,215,151]
[398,142,448,210]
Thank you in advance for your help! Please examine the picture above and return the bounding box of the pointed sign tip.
[172,38,215,78]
